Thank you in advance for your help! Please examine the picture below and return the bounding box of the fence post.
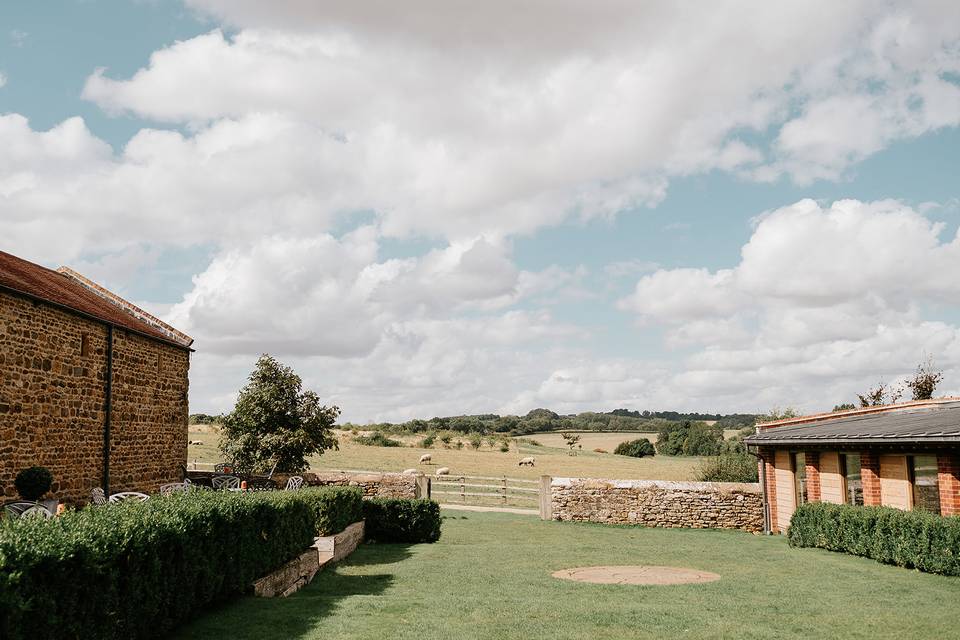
[539,475,553,520]
[415,475,430,499]
[460,476,465,501]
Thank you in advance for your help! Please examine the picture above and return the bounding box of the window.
[910,455,941,515]
[80,333,90,357]
[841,453,863,506]
[794,452,807,505]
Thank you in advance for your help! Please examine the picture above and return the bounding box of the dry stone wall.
[305,471,420,499]
[550,477,763,532]
[0,291,190,505]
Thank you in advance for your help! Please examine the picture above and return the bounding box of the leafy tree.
[756,407,799,423]
[655,421,689,456]
[469,434,483,449]
[220,354,339,473]
[613,438,655,458]
[906,357,943,401]
[560,432,581,455]
[683,422,723,456]
[857,382,902,407]
[832,403,856,412]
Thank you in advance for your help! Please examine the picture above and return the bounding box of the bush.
[613,438,655,458]
[362,498,442,543]
[788,502,960,576]
[695,453,758,482]
[0,486,363,640]
[14,466,53,501]
[353,432,403,447]
[419,433,436,448]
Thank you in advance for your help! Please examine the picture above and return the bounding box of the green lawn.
[174,511,960,640]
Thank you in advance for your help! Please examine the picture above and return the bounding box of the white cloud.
[0,72,6,88]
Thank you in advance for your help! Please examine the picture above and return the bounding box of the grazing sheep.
[402,468,418,475]
[435,467,451,477]
[419,453,432,464]
[518,457,536,467]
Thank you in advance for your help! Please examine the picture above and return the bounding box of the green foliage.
[695,453,758,482]
[469,434,483,449]
[756,407,799,423]
[832,403,856,412]
[419,433,436,448]
[362,498,442,543]
[14,466,52,501]
[906,357,943,401]
[613,438,655,458]
[353,432,403,447]
[220,354,340,473]
[0,487,363,640]
[654,421,723,456]
[188,413,221,424]
[560,432,581,454]
[788,502,960,576]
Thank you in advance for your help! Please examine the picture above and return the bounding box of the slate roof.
[744,400,960,446]
[0,249,192,349]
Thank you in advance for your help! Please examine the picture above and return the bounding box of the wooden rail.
[431,475,541,505]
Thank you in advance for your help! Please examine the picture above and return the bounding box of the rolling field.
[187,427,706,481]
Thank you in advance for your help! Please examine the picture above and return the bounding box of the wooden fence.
[430,474,540,507]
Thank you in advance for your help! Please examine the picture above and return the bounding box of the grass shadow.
[343,542,415,566]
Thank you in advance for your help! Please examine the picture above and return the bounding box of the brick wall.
[549,477,764,532]
[760,448,778,533]
[861,451,882,506]
[0,291,190,505]
[937,454,960,516]
[804,451,821,503]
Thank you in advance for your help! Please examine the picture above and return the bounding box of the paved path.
[439,503,539,516]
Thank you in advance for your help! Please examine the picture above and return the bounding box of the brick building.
[0,250,193,504]
[745,399,960,533]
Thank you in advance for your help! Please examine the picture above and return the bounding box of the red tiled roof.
[0,249,192,349]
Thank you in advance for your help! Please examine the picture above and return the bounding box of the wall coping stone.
[551,478,761,494]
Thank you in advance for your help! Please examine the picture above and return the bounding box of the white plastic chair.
[3,501,47,519]
[160,482,190,496]
[20,505,54,519]
[108,491,149,503]
[212,475,241,490]
[285,476,304,491]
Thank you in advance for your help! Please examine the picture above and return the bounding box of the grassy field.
[187,427,705,481]
[174,511,960,640]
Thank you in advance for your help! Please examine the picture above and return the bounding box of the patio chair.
[91,487,108,506]
[213,463,234,474]
[20,504,54,519]
[212,475,241,490]
[160,482,190,496]
[108,491,150,503]
[285,475,304,491]
[3,501,44,519]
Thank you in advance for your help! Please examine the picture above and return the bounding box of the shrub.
[695,453,758,482]
[362,498,442,543]
[14,466,53,501]
[419,433,436,448]
[613,438,655,458]
[469,434,483,449]
[0,487,362,640]
[788,502,960,576]
[353,432,403,447]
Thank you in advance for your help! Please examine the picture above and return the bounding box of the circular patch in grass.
[552,566,720,585]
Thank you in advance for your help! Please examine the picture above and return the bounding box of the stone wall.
[0,291,190,505]
[549,477,763,532]
[304,471,420,499]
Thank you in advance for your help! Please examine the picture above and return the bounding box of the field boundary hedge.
[788,502,960,576]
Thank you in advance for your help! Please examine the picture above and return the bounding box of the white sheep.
[402,468,418,475]
[435,467,451,477]
[419,453,432,464]
[518,457,536,467]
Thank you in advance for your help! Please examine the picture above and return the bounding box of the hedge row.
[0,486,363,640]
[363,498,442,543]
[788,502,960,576]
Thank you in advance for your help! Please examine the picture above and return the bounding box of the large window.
[794,452,807,505]
[841,453,863,506]
[910,455,941,515]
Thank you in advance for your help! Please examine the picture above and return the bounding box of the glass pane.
[843,453,863,506]
[912,455,940,514]
[795,453,807,504]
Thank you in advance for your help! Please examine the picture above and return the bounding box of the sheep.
[518,457,536,467]
[188,440,203,446]
[402,468,418,475]
[419,453,432,464]
[435,467,451,477]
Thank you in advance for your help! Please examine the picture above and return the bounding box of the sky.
[2,1,960,423]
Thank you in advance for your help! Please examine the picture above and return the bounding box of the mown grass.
[175,511,960,640]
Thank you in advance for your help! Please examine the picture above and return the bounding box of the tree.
[906,357,943,401]
[560,432,581,455]
[832,403,856,412]
[857,382,902,407]
[220,354,340,473]
[614,438,655,458]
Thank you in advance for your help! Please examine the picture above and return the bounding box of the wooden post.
[502,476,507,505]
[415,475,430,499]
[539,475,553,520]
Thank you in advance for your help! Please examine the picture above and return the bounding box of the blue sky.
[2,1,960,421]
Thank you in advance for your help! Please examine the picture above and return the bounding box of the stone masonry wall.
[0,291,190,505]
[305,471,419,499]
[550,477,764,532]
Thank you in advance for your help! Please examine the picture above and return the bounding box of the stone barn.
[0,250,193,504]
[745,399,960,534]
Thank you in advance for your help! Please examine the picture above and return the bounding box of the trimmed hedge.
[362,498,442,543]
[0,486,363,640]
[788,502,960,576]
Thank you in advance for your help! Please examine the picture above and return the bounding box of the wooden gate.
[430,474,540,508]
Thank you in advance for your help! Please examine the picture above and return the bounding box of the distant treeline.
[340,408,757,437]
[189,413,222,425]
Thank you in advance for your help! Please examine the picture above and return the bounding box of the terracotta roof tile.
[0,249,191,349]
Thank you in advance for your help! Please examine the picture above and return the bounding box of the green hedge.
[788,502,960,576]
[362,498,442,543]
[0,486,363,640]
